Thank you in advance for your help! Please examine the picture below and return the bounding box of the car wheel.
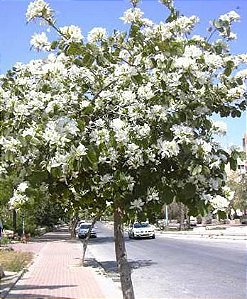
[152,234,155,239]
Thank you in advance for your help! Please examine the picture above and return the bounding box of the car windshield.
[133,223,150,228]
[80,224,91,229]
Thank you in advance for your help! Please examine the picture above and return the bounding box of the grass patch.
[0,250,33,272]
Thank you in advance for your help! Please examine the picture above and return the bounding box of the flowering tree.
[0,0,246,298]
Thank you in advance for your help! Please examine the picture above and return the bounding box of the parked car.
[128,222,155,239]
[78,223,97,239]
[189,217,197,227]
[241,215,247,225]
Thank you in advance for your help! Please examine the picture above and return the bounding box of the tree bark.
[70,216,79,239]
[81,217,97,265]
[0,265,5,279]
[179,202,185,231]
[114,207,135,299]
[13,209,17,234]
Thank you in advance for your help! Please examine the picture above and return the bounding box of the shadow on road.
[85,257,156,275]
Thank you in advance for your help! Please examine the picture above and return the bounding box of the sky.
[0,0,246,149]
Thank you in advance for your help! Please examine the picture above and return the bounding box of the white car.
[128,222,155,239]
[78,223,97,239]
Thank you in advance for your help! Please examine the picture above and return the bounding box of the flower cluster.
[60,25,83,43]
[0,0,246,218]
[26,0,54,24]
[9,182,29,209]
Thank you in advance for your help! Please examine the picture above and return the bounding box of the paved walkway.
[2,226,122,299]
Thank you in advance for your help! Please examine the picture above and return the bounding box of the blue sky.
[0,0,246,148]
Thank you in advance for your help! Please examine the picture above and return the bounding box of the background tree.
[1,0,246,298]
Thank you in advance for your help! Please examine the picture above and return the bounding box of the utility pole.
[164,204,168,228]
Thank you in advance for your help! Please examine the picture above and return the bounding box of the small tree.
[1,0,246,298]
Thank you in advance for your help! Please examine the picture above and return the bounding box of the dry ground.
[0,248,33,272]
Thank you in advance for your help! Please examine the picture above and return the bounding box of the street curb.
[0,248,38,299]
[0,269,26,299]
[158,231,247,240]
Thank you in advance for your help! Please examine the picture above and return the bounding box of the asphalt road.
[86,222,246,299]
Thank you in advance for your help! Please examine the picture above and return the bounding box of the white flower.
[137,83,154,100]
[191,35,205,43]
[158,139,180,158]
[87,27,107,43]
[0,137,21,153]
[227,85,245,99]
[146,187,159,202]
[26,0,54,23]
[111,118,125,131]
[48,152,69,169]
[120,8,144,24]
[125,143,144,168]
[235,69,247,79]
[22,127,36,138]
[210,195,229,213]
[194,139,212,154]
[171,124,194,143]
[80,100,90,108]
[130,199,145,210]
[184,45,202,58]
[100,174,113,184]
[17,182,29,193]
[30,32,51,51]
[56,117,79,135]
[9,190,29,208]
[209,178,220,191]
[0,164,7,175]
[212,121,227,136]
[120,90,136,104]
[75,144,87,156]
[137,123,151,138]
[60,25,83,43]
[174,56,194,69]
[204,52,223,68]
[219,11,240,23]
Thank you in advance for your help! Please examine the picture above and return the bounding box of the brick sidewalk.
[4,226,122,299]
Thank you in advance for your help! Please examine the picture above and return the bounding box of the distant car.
[241,215,247,225]
[128,222,155,239]
[78,223,97,239]
[189,217,197,227]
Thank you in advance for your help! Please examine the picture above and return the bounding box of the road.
[85,222,246,299]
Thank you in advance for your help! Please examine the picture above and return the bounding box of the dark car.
[241,215,247,225]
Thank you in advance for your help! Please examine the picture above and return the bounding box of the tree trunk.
[114,207,135,299]
[81,217,97,265]
[179,203,185,231]
[70,216,79,239]
[13,209,17,234]
[0,265,5,279]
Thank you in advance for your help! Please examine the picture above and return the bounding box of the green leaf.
[28,171,48,187]
[177,183,196,202]
[82,53,95,67]
[87,146,98,168]
[50,40,59,50]
[65,43,83,56]
[224,60,235,77]
[160,186,174,204]
[229,157,237,171]
[213,20,222,30]
[217,210,227,220]
[132,74,143,84]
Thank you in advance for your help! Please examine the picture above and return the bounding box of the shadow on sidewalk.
[26,226,72,243]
